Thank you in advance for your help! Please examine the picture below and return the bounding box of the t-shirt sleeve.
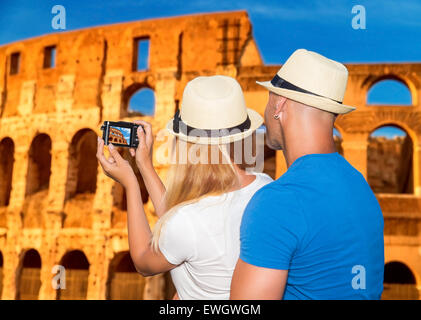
[158,209,196,265]
[240,186,307,270]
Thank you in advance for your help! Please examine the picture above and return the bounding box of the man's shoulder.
[240,176,308,247]
[245,178,301,218]
[251,174,296,199]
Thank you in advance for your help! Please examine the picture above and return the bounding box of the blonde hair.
[151,135,256,252]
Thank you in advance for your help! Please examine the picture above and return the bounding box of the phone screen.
[108,126,131,146]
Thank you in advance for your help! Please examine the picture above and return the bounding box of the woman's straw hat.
[166,75,263,144]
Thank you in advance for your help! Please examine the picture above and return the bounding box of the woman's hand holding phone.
[129,120,154,172]
[96,137,138,189]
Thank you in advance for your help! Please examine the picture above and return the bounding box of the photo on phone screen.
[108,126,131,146]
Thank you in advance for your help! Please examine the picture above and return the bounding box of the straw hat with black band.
[256,49,356,115]
[166,75,263,145]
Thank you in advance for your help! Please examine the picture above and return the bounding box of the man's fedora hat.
[257,49,356,114]
[166,75,263,145]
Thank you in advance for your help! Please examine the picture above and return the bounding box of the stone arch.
[25,133,52,197]
[62,129,97,228]
[385,261,417,284]
[0,137,14,207]
[363,74,418,106]
[57,250,90,300]
[367,119,418,147]
[124,84,156,117]
[367,123,413,194]
[382,261,419,300]
[23,133,52,228]
[15,248,42,300]
[106,251,146,300]
[65,129,98,200]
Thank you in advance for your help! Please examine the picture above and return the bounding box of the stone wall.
[367,136,413,194]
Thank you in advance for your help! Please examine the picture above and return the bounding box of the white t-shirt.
[159,172,273,300]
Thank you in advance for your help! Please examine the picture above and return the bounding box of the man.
[230,49,384,300]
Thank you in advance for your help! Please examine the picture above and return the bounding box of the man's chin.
[266,138,283,151]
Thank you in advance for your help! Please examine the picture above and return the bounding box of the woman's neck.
[233,166,257,191]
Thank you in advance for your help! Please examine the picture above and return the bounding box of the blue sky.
[1,0,418,136]
[370,126,406,138]
[1,0,420,63]
[367,80,412,105]
[129,88,155,115]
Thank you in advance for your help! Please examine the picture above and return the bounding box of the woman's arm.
[136,160,166,218]
[97,137,176,276]
[130,120,167,217]
[125,175,175,276]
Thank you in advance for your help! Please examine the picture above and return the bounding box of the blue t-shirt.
[240,152,384,300]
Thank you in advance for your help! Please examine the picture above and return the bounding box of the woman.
[97,75,272,299]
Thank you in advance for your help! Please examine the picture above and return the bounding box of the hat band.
[172,109,251,138]
[270,74,342,104]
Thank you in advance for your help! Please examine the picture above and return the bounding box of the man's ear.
[274,96,287,117]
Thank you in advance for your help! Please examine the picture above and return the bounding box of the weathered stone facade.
[0,11,420,299]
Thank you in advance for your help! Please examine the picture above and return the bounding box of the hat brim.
[256,80,356,115]
[166,108,263,145]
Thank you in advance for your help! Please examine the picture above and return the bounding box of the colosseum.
[107,127,128,146]
[0,11,420,300]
